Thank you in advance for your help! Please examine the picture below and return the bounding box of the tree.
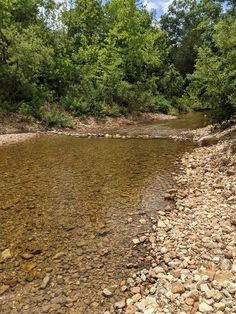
[160,0,222,76]
[184,16,236,122]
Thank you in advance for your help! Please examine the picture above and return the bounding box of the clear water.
[0,113,207,313]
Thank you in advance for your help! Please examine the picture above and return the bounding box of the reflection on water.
[0,113,205,313]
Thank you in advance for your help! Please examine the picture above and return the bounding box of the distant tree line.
[0,0,235,126]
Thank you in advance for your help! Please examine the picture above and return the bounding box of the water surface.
[0,113,206,313]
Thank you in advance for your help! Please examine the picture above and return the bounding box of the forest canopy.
[0,0,235,126]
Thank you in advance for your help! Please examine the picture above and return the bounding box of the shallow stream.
[0,112,208,313]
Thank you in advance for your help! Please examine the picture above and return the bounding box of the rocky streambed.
[104,126,236,314]
[0,133,194,313]
[2,113,234,314]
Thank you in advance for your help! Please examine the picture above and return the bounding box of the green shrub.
[106,104,121,117]
[19,103,34,122]
[156,95,171,114]
[41,105,74,128]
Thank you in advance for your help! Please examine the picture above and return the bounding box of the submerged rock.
[0,285,10,295]
[1,249,12,260]
[20,253,34,260]
[40,275,50,289]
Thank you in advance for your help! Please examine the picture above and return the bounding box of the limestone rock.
[199,302,213,312]
[198,135,218,147]
[102,288,113,297]
[41,275,50,289]
[115,300,126,309]
[171,282,185,294]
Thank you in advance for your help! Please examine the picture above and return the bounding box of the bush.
[41,105,74,128]
[155,95,171,114]
[19,103,34,122]
[106,104,122,117]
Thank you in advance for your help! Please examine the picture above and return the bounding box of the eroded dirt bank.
[105,126,236,314]
[0,113,175,135]
[0,113,177,146]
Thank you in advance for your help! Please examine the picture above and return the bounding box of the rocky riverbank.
[105,125,236,314]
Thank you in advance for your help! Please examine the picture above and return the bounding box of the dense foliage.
[161,0,236,123]
[0,0,235,125]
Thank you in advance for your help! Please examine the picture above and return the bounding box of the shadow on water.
[0,112,207,313]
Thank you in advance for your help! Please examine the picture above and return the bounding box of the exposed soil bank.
[0,113,177,145]
[0,113,176,137]
[106,125,236,313]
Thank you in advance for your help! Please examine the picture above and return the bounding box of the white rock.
[131,286,141,294]
[121,285,127,292]
[199,302,213,312]
[153,266,165,274]
[157,220,166,228]
[114,300,125,309]
[213,302,226,311]
[231,263,236,274]
[149,286,156,294]
[140,236,147,242]
[205,289,215,299]
[200,283,210,293]
[227,282,236,294]
[161,247,168,254]
[102,288,113,297]
[135,299,146,312]
[126,298,133,305]
[132,293,142,302]
[144,296,158,314]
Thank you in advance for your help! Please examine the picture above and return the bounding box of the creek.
[0,112,208,313]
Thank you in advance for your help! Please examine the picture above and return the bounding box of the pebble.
[114,300,126,309]
[132,293,142,302]
[52,252,66,259]
[157,220,166,228]
[0,285,10,295]
[102,288,113,297]
[41,275,50,289]
[1,249,11,260]
[131,286,141,294]
[20,253,34,260]
[171,282,185,294]
[110,131,236,313]
[213,302,226,311]
[199,302,213,312]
